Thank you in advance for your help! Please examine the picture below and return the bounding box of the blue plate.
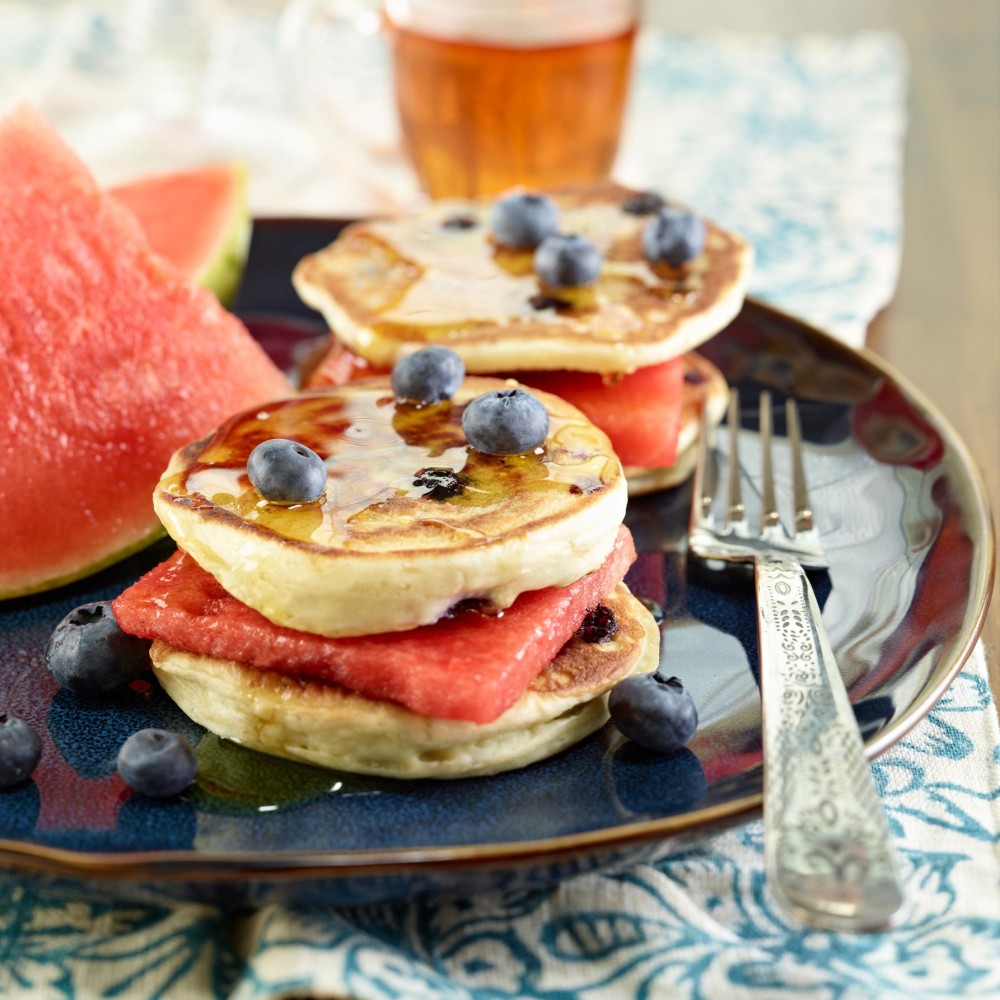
[0,219,993,907]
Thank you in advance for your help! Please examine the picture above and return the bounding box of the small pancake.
[293,181,752,375]
[154,377,627,638]
[624,351,730,495]
[151,583,658,779]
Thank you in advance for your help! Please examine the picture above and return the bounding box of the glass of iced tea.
[385,0,638,197]
[281,0,639,200]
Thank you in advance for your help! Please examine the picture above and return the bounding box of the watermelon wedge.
[113,527,637,724]
[0,106,292,599]
[109,162,251,307]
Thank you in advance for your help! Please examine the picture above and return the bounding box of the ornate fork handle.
[755,555,905,931]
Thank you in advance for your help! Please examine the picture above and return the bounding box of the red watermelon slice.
[113,527,637,724]
[0,106,292,599]
[517,358,686,469]
[109,162,250,307]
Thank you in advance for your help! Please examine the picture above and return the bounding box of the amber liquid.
[388,22,637,198]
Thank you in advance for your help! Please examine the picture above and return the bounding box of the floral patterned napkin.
[2,29,998,1000]
[618,31,906,349]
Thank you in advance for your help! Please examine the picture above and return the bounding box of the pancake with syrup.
[292,181,752,376]
[153,376,627,639]
[149,581,659,779]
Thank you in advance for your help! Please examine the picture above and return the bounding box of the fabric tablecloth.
[1,18,998,1000]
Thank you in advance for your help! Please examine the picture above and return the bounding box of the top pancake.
[293,182,753,375]
[153,377,627,638]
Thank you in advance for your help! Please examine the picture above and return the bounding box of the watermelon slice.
[109,162,250,307]
[0,106,292,599]
[517,359,686,469]
[113,527,637,724]
[306,337,388,386]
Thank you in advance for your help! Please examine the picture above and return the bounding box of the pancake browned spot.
[532,586,650,697]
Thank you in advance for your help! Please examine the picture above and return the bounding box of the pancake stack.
[293,181,750,494]
[113,377,659,778]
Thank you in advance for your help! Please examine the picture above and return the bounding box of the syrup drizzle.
[166,384,614,549]
[363,201,714,341]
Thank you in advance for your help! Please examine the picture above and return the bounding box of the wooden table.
[650,0,1000,707]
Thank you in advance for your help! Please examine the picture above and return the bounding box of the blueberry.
[608,673,699,754]
[462,388,549,455]
[46,602,151,694]
[117,728,197,798]
[534,234,603,288]
[391,346,465,404]
[247,438,327,504]
[413,467,467,500]
[642,208,706,267]
[0,714,41,788]
[576,605,619,644]
[491,192,559,249]
[622,190,665,216]
[442,214,477,230]
[528,293,571,312]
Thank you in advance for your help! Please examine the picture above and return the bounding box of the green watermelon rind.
[0,524,166,602]
[192,162,252,308]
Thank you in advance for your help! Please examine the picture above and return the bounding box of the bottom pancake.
[151,583,659,779]
[624,351,730,496]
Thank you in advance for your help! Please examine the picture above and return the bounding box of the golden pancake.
[151,583,658,779]
[293,181,752,375]
[154,377,627,638]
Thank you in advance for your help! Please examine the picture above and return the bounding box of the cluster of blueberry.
[247,346,551,507]
[488,190,706,290]
[0,602,197,796]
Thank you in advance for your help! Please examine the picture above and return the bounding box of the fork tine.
[691,397,714,526]
[786,398,814,536]
[725,389,747,533]
[759,391,782,537]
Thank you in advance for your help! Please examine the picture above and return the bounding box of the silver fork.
[689,389,905,931]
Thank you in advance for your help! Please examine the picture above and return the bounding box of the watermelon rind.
[195,162,252,307]
[109,161,253,308]
[0,525,165,602]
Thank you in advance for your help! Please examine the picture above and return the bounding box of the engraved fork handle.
[755,556,905,931]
